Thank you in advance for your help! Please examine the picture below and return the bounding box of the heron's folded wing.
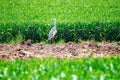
[48,27,55,39]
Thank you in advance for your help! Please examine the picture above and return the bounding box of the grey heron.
[48,18,57,44]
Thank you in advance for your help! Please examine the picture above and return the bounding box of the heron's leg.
[51,38,54,44]
[50,39,52,44]
[50,40,52,44]
[49,40,52,44]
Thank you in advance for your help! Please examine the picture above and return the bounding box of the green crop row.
[0,56,120,80]
[0,22,119,43]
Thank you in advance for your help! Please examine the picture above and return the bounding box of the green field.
[0,0,120,43]
[0,0,120,23]
[0,56,120,80]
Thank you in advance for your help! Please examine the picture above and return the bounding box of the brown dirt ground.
[0,40,120,60]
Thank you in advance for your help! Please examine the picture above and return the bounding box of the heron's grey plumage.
[48,18,57,43]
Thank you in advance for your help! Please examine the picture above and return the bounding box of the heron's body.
[48,18,57,43]
[48,27,57,40]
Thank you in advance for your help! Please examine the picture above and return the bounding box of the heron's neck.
[54,20,56,27]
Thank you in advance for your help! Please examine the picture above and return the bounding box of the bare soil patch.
[0,40,120,60]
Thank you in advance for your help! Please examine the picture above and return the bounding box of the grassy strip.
[0,56,120,80]
[0,22,120,43]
